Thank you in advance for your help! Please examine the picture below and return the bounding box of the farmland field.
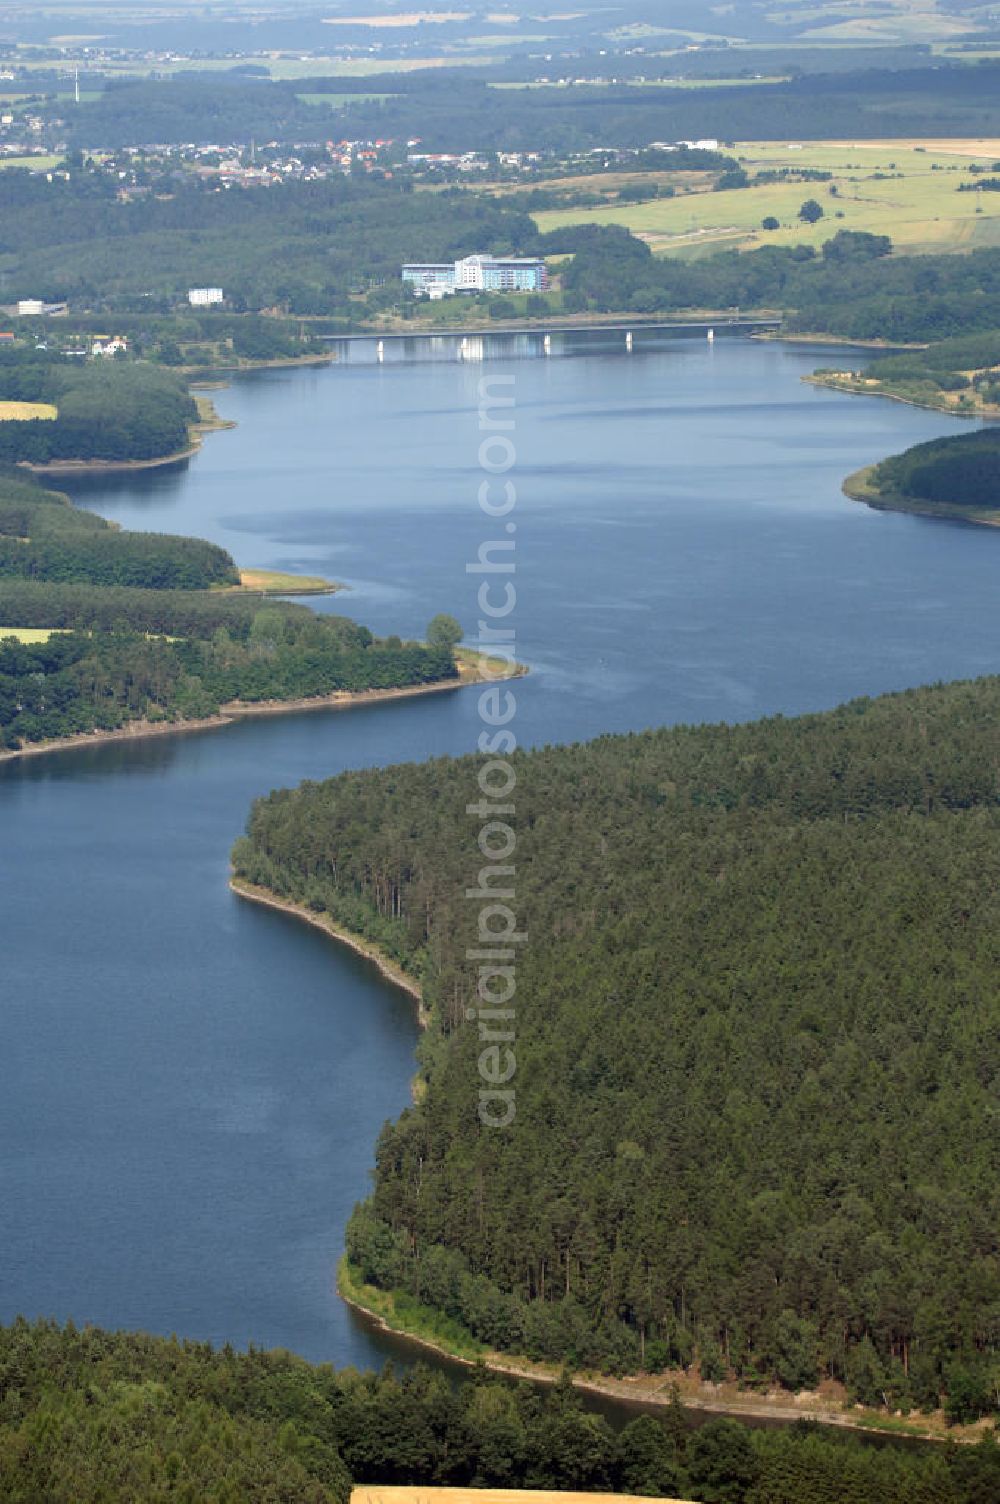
[0,628,68,643]
[351,1491,697,1504]
[0,401,58,421]
[532,140,1000,257]
[65,54,501,79]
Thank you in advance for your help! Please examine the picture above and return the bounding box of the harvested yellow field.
[0,628,69,643]
[0,401,58,421]
[352,1491,696,1504]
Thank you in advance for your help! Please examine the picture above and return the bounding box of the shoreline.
[227,567,343,597]
[189,352,335,376]
[0,671,481,766]
[0,653,525,766]
[760,331,924,350]
[336,1265,972,1446]
[805,371,1000,421]
[230,878,427,1022]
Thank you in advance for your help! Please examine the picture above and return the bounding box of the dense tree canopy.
[68,62,999,153]
[2,1320,998,1504]
[0,470,237,589]
[234,678,1000,1412]
[0,355,198,465]
[869,430,1000,513]
[0,170,537,316]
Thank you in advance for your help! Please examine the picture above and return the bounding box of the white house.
[91,335,129,359]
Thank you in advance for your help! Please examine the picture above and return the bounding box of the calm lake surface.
[2,330,996,1371]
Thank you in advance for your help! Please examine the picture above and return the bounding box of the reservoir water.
[2,330,996,1371]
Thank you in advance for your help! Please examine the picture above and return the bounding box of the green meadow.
[533,140,1000,257]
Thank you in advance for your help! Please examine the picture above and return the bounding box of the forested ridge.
[53,62,1000,152]
[0,471,457,750]
[233,679,1000,1417]
[1,1320,998,1504]
[324,63,1000,153]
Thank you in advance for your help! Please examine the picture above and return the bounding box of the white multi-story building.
[188,287,225,307]
[403,254,547,297]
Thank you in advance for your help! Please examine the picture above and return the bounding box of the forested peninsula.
[844,430,1000,526]
[0,349,203,469]
[0,467,465,754]
[232,678,1000,1431]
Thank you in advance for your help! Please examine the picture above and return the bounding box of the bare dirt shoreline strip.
[0,653,525,766]
[337,1276,970,1444]
[230,877,427,1018]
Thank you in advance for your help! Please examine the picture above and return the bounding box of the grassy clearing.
[0,401,58,421]
[455,646,528,682]
[0,155,62,173]
[533,139,1000,257]
[236,567,340,596]
[0,627,185,643]
[799,9,973,44]
[481,167,717,199]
